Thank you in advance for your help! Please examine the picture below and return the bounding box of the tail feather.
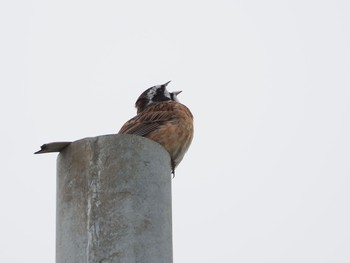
[34,142,71,154]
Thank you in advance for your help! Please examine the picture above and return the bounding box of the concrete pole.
[56,134,172,263]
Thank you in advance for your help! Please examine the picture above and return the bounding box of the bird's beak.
[163,80,171,87]
[172,90,182,96]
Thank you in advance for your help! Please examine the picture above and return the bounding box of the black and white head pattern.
[135,81,181,113]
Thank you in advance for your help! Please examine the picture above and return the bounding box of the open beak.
[163,80,171,87]
[172,90,182,96]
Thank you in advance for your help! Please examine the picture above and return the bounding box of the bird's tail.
[34,142,71,154]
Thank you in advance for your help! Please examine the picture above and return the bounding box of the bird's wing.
[119,103,176,136]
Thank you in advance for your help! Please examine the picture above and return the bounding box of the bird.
[119,81,194,175]
[35,81,194,176]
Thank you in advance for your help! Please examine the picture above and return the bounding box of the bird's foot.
[171,160,176,178]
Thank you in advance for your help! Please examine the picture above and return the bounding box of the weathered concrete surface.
[56,134,172,263]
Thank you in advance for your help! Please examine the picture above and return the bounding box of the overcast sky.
[1,0,350,262]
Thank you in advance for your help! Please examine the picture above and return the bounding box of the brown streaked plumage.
[119,81,194,175]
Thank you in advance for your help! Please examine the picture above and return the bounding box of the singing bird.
[35,81,194,175]
[119,81,193,174]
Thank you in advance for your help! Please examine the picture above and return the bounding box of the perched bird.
[35,81,194,175]
[119,81,194,175]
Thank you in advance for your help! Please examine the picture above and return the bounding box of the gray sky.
[1,0,350,262]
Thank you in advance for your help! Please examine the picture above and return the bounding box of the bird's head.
[135,81,182,113]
